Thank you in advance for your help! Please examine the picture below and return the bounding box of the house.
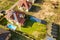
[5,10,26,26]
[10,11,26,25]
[17,0,35,12]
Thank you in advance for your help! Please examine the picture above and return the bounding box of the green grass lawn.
[21,22,46,34]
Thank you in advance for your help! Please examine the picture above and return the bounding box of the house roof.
[10,11,26,25]
[18,0,32,9]
[5,10,26,25]
[0,29,10,40]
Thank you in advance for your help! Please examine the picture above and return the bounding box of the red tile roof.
[10,11,26,25]
[18,0,32,9]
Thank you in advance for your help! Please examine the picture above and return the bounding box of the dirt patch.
[33,1,60,25]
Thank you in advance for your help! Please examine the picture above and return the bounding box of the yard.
[9,20,47,40]
[0,14,47,40]
[17,18,47,40]
[0,0,60,40]
[0,0,17,10]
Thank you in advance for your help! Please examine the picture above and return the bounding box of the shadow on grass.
[0,18,8,26]
[9,30,31,40]
[23,15,36,28]
[35,0,44,4]
[23,19,36,28]
[29,5,41,12]
[16,30,35,40]
[23,14,47,28]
